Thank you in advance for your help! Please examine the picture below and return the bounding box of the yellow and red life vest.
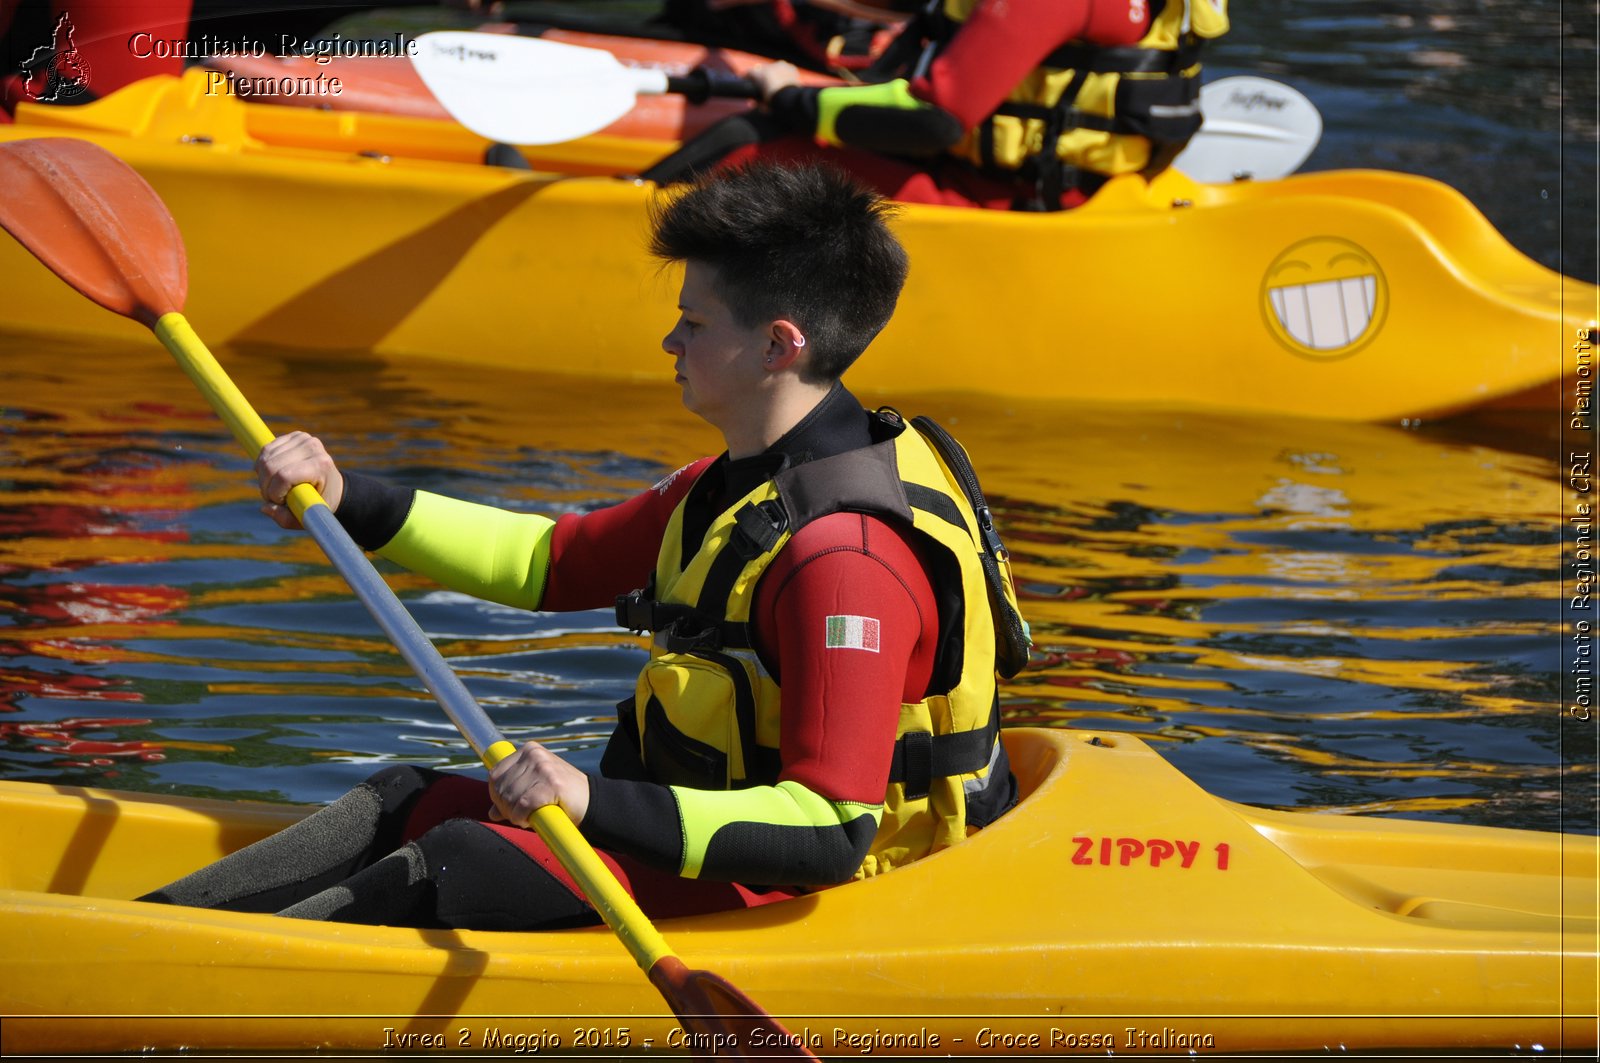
[614,409,1027,877]
[901,0,1230,180]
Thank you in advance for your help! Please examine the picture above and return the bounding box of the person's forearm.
[335,471,556,609]
[379,491,556,610]
[332,458,710,612]
[582,774,880,885]
[768,82,963,156]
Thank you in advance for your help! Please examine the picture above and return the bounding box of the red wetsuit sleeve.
[539,458,713,611]
[911,0,1151,128]
[756,512,938,805]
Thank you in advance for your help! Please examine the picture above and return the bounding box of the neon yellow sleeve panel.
[815,78,922,146]
[670,780,883,879]
[376,490,555,610]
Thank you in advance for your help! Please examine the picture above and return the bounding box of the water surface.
[0,336,1586,833]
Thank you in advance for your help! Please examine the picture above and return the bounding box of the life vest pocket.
[640,692,729,790]
[635,649,764,788]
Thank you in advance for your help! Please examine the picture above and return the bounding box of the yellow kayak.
[1,728,1594,1055]
[1,71,1592,421]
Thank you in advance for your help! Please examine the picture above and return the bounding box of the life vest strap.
[615,590,754,651]
[903,482,966,531]
[887,692,1001,800]
[732,500,790,559]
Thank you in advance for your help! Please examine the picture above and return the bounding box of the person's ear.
[764,319,808,371]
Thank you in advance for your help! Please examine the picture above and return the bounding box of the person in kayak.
[139,161,1025,931]
[642,0,1229,210]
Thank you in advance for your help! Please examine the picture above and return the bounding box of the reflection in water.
[1225,1,1594,138]
[0,336,1586,833]
[973,405,1574,833]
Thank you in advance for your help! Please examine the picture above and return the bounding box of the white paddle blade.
[1174,76,1323,182]
[412,31,643,145]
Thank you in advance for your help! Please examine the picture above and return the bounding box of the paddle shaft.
[149,311,675,973]
[660,67,762,104]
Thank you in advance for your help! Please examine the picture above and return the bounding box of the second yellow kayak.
[0,72,1592,421]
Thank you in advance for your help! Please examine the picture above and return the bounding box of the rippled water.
[1221,0,1598,284]
[0,333,1588,833]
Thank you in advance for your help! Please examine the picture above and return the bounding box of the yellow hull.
[1,729,1595,1055]
[1,72,1592,420]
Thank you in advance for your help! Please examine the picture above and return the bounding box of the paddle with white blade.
[1172,75,1323,182]
[413,31,759,145]
[413,32,1323,180]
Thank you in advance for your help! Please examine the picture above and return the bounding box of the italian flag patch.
[825,614,880,653]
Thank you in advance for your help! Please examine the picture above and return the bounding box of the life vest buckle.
[615,590,655,634]
[730,500,789,560]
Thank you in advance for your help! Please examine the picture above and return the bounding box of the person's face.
[661,261,770,428]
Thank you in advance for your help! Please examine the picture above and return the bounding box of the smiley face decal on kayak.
[1261,237,1388,359]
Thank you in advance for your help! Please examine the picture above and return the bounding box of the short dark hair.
[648,161,909,381]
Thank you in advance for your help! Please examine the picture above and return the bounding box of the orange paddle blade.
[649,956,819,1059]
[0,138,186,325]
